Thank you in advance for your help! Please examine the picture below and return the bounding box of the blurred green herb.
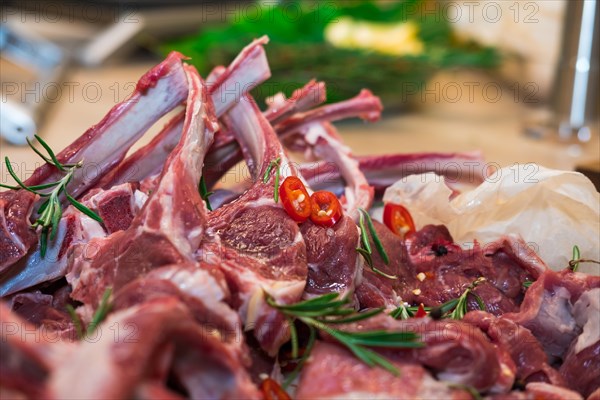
[567,244,599,272]
[66,288,112,340]
[162,0,500,107]
[198,176,213,211]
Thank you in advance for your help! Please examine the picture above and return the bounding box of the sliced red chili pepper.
[414,303,427,318]
[279,176,311,223]
[261,378,291,400]
[383,203,415,238]
[310,191,343,227]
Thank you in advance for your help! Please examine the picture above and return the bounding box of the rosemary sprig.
[570,245,581,272]
[356,209,396,279]
[282,325,316,388]
[87,288,113,336]
[65,288,112,340]
[262,157,281,202]
[391,279,486,321]
[390,303,431,320]
[198,176,213,211]
[274,164,281,203]
[262,157,281,183]
[65,304,84,339]
[567,244,599,272]
[267,292,423,376]
[1,135,103,257]
[437,277,486,320]
[361,208,390,264]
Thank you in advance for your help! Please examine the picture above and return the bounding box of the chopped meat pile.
[1,37,598,400]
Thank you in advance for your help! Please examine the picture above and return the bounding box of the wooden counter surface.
[2,63,598,186]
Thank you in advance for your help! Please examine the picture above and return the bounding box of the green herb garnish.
[570,245,581,272]
[267,292,423,377]
[274,164,281,203]
[356,208,396,279]
[282,325,316,388]
[262,157,281,202]
[66,287,112,340]
[1,135,103,257]
[390,303,431,320]
[567,244,599,272]
[436,277,486,320]
[65,304,84,339]
[86,287,113,336]
[198,176,213,211]
[262,157,281,183]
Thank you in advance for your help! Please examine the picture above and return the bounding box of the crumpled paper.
[383,165,600,274]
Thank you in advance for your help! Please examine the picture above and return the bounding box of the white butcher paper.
[383,164,600,275]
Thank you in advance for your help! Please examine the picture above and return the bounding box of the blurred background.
[1,0,598,187]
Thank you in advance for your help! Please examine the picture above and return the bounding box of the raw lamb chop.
[0,51,188,273]
[67,64,217,309]
[98,36,271,189]
[200,94,308,355]
[0,37,271,296]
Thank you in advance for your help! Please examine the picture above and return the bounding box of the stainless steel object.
[0,23,67,145]
[552,0,599,141]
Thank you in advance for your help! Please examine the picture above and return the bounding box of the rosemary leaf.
[571,245,581,272]
[371,266,397,280]
[26,182,62,191]
[356,209,396,279]
[440,298,460,314]
[199,176,214,211]
[5,157,42,195]
[40,229,48,258]
[36,199,50,216]
[66,193,103,223]
[449,278,486,320]
[262,157,281,183]
[0,183,20,190]
[360,208,389,265]
[326,308,384,324]
[274,164,281,203]
[357,211,372,254]
[472,292,486,312]
[86,288,112,336]
[283,326,316,389]
[65,304,84,340]
[356,247,373,267]
[390,304,411,320]
[26,136,54,166]
[50,200,62,241]
[288,316,299,359]
[271,293,341,311]
[33,135,66,171]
